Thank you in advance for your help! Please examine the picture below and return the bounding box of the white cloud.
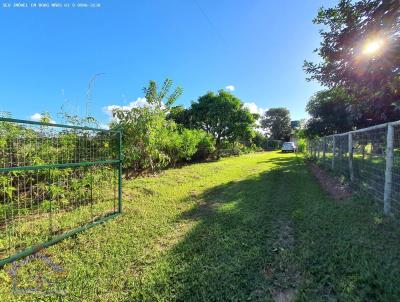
[243,102,267,116]
[99,123,109,130]
[243,103,268,134]
[30,113,42,121]
[103,97,148,118]
[30,113,55,123]
[225,85,235,92]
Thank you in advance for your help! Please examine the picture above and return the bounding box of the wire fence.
[307,120,400,216]
[0,118,122,266]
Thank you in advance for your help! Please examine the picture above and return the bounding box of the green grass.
[1,152,400,301]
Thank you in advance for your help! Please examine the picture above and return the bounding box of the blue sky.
[0,0,338,125]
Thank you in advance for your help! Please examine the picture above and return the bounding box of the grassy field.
[1,152,400,301]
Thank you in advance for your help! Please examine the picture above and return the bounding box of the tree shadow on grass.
[134,155,312,301]
[129,154,400,301]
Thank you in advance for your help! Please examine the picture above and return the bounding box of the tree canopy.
[189,90,256,147]
[167,105,192,128]
[305,87,353,137]
[261,108,291,140]
[304,0,400,129]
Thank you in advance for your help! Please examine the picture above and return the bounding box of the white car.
[282,142,296,153]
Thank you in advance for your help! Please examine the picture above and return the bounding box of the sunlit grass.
[0,152,400,301]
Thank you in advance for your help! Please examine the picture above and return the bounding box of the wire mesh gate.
[0,117,122,266]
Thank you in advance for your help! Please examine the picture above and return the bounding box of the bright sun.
[363,39,384,55]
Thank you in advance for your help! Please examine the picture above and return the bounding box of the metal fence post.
[118,130,123,213]
[384,123,394,215]
[348,133,354,181]
[332,135,336,170]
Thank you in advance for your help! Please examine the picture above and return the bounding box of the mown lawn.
[1,152,400,301]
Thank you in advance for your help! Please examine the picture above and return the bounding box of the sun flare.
[362,39,385,55]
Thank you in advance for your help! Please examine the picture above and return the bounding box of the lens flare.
[362,39,385,55]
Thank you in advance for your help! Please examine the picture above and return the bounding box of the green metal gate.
[0,117,122,266]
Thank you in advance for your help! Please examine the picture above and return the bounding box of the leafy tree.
[304,0,400,127]
[261,108,291,140]
[111,79,215,173]
[189,90,256,148]
[112,79,183,173]
[305,87,353,137]
[252,132,267,149]
[167,105,192,128]
[143,79,183,110]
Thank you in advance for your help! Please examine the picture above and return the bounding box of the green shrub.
[163,128,206,165]
[179,129,208,161]
[189,130,216,161]
[252,132,267,149]
[297,139,307,153]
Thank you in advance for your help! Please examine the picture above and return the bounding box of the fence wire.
[0,119,121,264]
[308,121,400,216]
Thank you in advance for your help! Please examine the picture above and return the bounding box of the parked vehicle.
[282,142,296,153]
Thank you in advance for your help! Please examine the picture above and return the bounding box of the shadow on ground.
[126,153,400,302]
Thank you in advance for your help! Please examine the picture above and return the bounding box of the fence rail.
[0,117,122,266]
[307,120,400,215]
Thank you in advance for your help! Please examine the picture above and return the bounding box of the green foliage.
[167,105,192,127]
[251,131,267,149]
[112,79,183,172]
[264,139,282,151]
[112,79,216,172]
[113,82,262,168]
[3,153,400,300]
[189,90,256,148]
[143,79,183,110]
[164,128,214,165]
[305,87,354,137]
[0,112,120,264]
[192,131,216,161]
[113,105,174,171]
[304,0,400,127]
[58,105,101,128]
[250,132,285,151]
[261,108,291,140]
[296,138,307,153]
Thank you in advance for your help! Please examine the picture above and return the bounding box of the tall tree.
[304,0,400,127]
[261,108,291,140]
[189,90,256,148]
[305,87,353,137]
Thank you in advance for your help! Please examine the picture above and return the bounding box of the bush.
[217,141,255,158]
[113,104,216,171]
[296,139,307,153]
[191,131,216,161]
[164,128,213,165]
[252,132,267,149]
[113,106,176,172]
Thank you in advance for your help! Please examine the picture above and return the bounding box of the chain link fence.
[307,120,400,216]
